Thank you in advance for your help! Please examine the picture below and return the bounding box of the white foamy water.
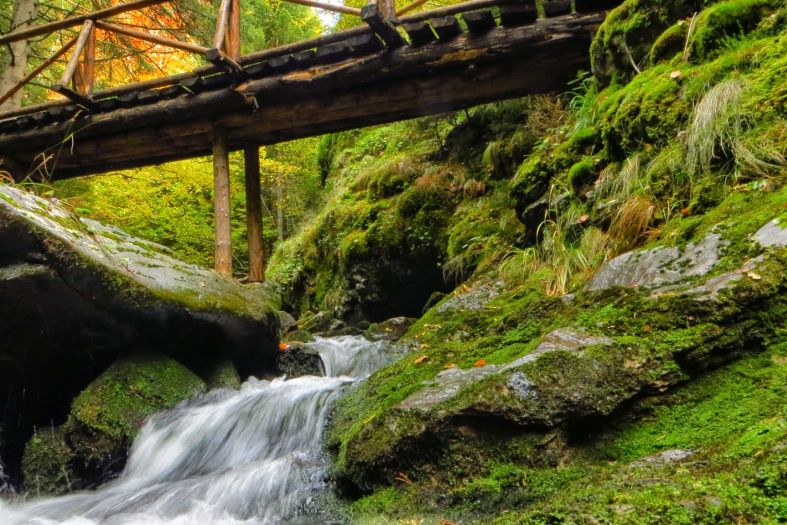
[0,336,400,524]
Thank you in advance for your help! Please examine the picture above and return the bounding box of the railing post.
[74,22,96,95]
[244,146,265,283]
[213,127,233,277]
[376,0,396,19]
[227,0,241,60]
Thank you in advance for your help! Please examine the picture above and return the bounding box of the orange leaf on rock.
[278,342,290,351]
[474,359,488,367]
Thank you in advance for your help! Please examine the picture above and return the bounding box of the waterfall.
[0,335,401,524]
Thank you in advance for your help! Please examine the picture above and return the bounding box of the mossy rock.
[591,0,706,86]
[21,427,76,496]
[22,354,205,495]
[690,0,783,61]
[649,20,689,63]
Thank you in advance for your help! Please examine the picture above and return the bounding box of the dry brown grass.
[462,179,487,198]
[608,194,657,250]
[527,95,569,137]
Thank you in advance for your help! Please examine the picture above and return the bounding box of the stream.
[0,336,400,524]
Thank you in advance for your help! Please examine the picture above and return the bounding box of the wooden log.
[244,146,265,283]
[214,0,233,50]
[227,0,241,60]
[574,0,622,12]
[0,0,172,45]
[397,0,430,17]
[74,23,96,95]
[429,16,462,40]
[377,0,397,20]
[461,10,496,33]
[213,128,233,277]
[362,4,406,48]
[402,21,436,46]
[281,0,362,16]
[58,21,95,92]
[50,85,93,107]
[499,2,538,26]
[205,48,246,77]
[315,42,352,64]
[0,36,77,109]
[95,21,209,55]
[543,0,572,17]
[348,33,383,54]
[1,13,607,176]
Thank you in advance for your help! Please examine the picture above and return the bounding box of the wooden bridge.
[0,0,620,279]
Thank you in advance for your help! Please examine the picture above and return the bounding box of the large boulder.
[0,185,279,483]
[327,219,786,491]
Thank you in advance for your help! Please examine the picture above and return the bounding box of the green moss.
[690,0,783,61]
[22,427,76,495]
[650,21,689,64]
[71,354,205,440]
[568,158,598,195]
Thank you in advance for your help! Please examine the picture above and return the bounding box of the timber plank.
[402,22,437,46]
[348,33,383,54]
[430,16,462,40]
[499,2,537,26]
[316,42,353,63]
[543,0,572,17]
[461,10,497,33]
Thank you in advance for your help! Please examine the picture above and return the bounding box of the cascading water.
[0,335,401,524]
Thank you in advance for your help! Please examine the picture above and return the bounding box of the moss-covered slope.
[271,0,787,522]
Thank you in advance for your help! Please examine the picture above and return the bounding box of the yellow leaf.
[414,355,429,365]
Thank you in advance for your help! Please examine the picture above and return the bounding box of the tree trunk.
[276,183,284,243]
[0,0,37,111]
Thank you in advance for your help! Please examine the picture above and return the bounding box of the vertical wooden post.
[244,146,265,283]
[376,0,396,19]
[226,0,241,60]
[74,23,96,95]
[213,128,233,276]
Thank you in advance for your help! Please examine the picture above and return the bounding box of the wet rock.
[284,329,316,343]
[586,233,727,291]
[437,279,504,313]
[278,310,298,334]
[752,218,787,248]
[22,354,205,495]
[0,185,278,482]
[399,366,500,410]
[399,328,612,411]
[275,343,325,378]
[364,317,417,342]
[632,449,694,467]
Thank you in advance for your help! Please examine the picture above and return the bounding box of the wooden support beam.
[281,0,362,16]
[95,21,210,55]
[214,0,233,50]
[213,128,233,277]
[402,21,436,46]
[362,3,405,48]
[244,146,265,283]
[376,0,397,20]
[0,36,77,109]
[461,10,497,33]
[57,21,95,94]
[205,48,246,77]
[430,16,462,40]
[226,0,241,60]
[74,23,96,95]
[0,0,172,45]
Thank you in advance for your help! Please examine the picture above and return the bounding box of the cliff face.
[264,1,786,522]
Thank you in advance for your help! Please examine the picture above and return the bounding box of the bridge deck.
[0,5,613,180]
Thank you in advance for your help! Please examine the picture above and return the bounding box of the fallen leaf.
[474,359,488,367]
[643,324,653,333]
[670,70,682,80]
[680,207,691,217]
[278,342,290,351]
[746,271,762,281]
[414,355,429,365]
[438,520,458,525]
[578,214,590,225]
[443,362,457,369]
